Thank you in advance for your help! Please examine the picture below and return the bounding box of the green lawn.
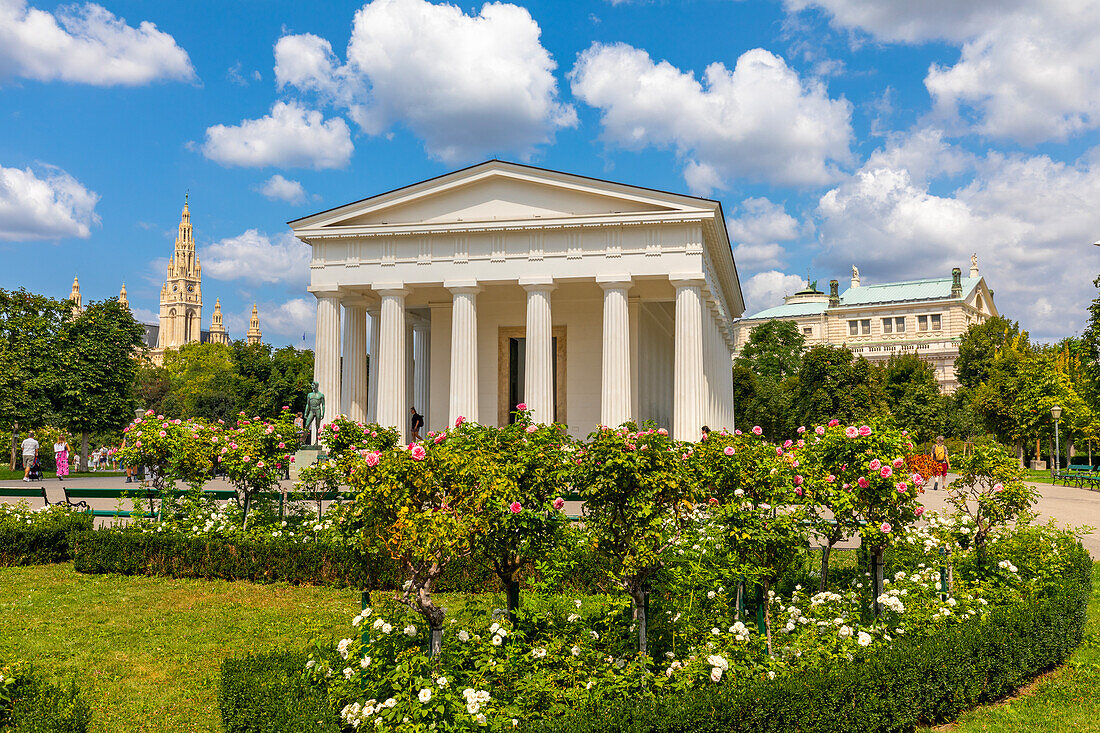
[1,563,1098,732]
[918,562,1100,733]
[0,467,124,481]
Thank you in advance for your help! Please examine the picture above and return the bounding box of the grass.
[0,467,124,481]
[917,562,1100,733]
[1,562,1097,732]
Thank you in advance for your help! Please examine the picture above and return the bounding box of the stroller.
[27,453,43,481]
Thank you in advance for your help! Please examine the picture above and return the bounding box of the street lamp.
[1051,405,1063,477]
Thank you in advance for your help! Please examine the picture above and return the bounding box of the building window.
[931,313,942,330]
[895,317,905,332]
[849,320,859,336]
[918,315,928,331]
[882,318,893,334]
[861,319,870,335]
[803,326,812,336]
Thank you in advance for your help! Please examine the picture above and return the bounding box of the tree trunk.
[871,548,884,617]
[429,625,443,657]
[630,584,648,656]
[1016,441,1025,469]
[763,578,773,656]
[81,431,89,473]
[242,493,251,531]
[818,542,834,593]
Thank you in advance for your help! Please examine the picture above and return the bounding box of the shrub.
[219,651,338,733]
[1,663,91,732]
[0,504,93,566]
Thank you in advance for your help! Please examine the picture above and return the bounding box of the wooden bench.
[62,487,158,519]
[1056,464,1098,488]
[0,485,50,506]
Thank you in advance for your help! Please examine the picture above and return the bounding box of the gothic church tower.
[157,195,202,351]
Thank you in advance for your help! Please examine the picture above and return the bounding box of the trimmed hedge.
[219,651,337,733]
[3,665,91,732]
[69,530,610,593]
[0,512,94,566]
[218,545,1092,733]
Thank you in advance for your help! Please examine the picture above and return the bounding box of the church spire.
[247,303,262,345]
[119,282,129,309]
[69,275,82,317]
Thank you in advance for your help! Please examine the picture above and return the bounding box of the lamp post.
[1051,405,1062,478]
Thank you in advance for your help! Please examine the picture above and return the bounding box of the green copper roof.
[837,276,980,307]
[741,276,980,320]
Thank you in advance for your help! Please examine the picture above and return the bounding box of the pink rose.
[526,425,537,433]
[794,475,803,486]
[880,466,893,478]
[290,456,295,463]
[880,522,892,533]
[752,426,763,435]
[869,459,881,471]
[434,434,445,444]
[783,440,793,448]
[892,458,905,469]
[553,497,565,511]
[795,486,803,496]
[516,403,527,411]
[858,425,871,436]
[410,445,427,461]
[896,482,908,493]
[724,446,735,456]
[134,440,141,447]
[912,473,924,485]
[159,430,166,437]
[993,483,1004,492]
[243,455,250,462]
[735,430,742,435]
[828,419,840,427]
[257,461,265,468]
[657,428,668,436]
[914,506,925,517]
[455,416,466,427]
[857,477,869,489]
[510,502,522,514]
[815,426,826,436]
[825,474,835,483]
[845,426,859,438]
[364,451,380,467]
[776,447,784,457]
[797,426,806,434]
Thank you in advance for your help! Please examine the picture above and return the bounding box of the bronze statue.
[304,381,325,445]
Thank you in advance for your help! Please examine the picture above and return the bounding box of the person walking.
[20,431,38,482]
[54,434,71,481]
[410,406,424,442]
[930,436,950,490]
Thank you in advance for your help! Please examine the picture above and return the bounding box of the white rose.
[404,624,417,636]
[360,656,371,669]
[437,677,449,688]
[710,667,723,683]
[571,645,581,656]
[492,635,503,646]
[458,630,470,642]
[381,623,393,634]
[857,631,872,646]
[418,688,432,704]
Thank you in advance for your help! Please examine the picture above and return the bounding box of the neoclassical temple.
[291,161,744,441]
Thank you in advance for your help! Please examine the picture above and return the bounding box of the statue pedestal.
[1029,459,1047,471]
[290,445,324,482]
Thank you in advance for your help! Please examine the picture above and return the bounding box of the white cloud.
[274,0,576,163]
[0,0,195,85]
[569,43,853,193]
[201,101,353,169]
[727,198,807,273]
[742,271,807,314]
[256,174,309,204]
[0,163,99,240]
[200,229,311,285]
[813,133,1100,340]
[787,0,1100,144]
[261,298,316,340]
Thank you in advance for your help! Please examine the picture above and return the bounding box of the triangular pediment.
[291,161,715,232]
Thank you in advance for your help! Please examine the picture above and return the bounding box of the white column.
[406,319,415,435]
[413,322,430,427]
[447,283,481,426]
[313,292,341,431]
[672,277,705,441]
[373,286,408,436]
[342,299,368,423]
[428,302,451,433]
[521,278,555,424]
[366,306,380,423]
[599,276,632,428]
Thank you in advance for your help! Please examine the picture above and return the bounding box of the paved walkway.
[3,474,1097,556]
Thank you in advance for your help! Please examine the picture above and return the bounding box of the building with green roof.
[732,257,998,393]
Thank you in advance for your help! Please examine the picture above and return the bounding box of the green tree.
[735,320,804,382]
[161,342,238,420]
[956,316,1029,391]
[792,346,887,428]
[882,354,942,442]
[0,289,67,430]
[134,363,172,416]
[56,299,147,465]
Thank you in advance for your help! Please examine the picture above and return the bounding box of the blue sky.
[2,0,1100,345]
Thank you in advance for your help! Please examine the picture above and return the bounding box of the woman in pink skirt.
[54,435,71,481]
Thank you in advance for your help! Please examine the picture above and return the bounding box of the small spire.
[247,303,262,345]
[119,282,128,308]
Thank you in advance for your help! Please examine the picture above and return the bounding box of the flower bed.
[217,523,1091,732]
[0,662,91,732]
[0,503,94,566]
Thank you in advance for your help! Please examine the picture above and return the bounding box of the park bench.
[62,487,158,519]
[1056,464,1099,489]
[0,485,50,507]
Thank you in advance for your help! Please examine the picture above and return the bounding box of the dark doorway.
[507,337,557,423]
